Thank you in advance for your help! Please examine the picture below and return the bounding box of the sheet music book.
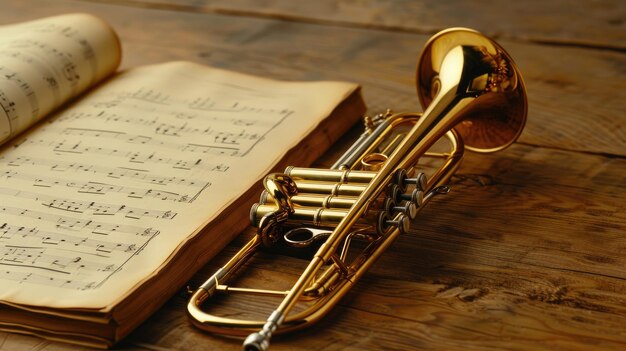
[0,13,365,347]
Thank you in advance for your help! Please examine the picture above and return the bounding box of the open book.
[0,14,365,347]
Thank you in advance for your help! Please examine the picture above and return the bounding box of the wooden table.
[1,1,625,350]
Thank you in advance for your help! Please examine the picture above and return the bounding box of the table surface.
[1,1,625,350]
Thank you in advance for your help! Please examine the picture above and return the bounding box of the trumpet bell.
[416,28,527,153]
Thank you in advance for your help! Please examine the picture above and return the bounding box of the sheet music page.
[0,13,121,144]
[0,61,357,308]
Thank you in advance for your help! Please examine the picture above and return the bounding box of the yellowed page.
[0,13,121,144]
[0,61,357,309]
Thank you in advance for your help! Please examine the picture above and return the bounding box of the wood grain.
[0,0,625,350]
[85,0,626,51]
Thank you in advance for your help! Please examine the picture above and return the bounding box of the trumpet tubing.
[284,167,377,183]
[188,27,527,351]
[260,192,358,209]
[251,204,351,227]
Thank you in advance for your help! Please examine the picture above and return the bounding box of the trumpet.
[188,27,527,351]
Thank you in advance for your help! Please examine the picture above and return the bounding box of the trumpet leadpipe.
[331,112,421,170]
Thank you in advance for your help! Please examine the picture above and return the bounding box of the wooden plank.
[0,0,624,157]
[0,1,624,351]
[89,0,626,51]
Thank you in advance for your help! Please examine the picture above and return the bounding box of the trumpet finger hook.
[283,227,332,248]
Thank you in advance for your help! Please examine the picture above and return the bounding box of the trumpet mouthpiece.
[243,332,269,351]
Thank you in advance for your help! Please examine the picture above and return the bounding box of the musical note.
[1,270,96,290]
[0,222,157,254]
[180,144,240,156]
[21,137,226,171]
[124,87,170,105]
[0,187,177,219]
[0,246,117,273]
[0,216,160,290]
[28,19,98,77]
[62,128,247,156]
[0,205,159,236]
[1,170,204,202]
[0,66,40,121]
[6,39,81,87]
[2,155,209,189]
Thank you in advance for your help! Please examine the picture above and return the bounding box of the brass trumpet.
[188,28,527,351]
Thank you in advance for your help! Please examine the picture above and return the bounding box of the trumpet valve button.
[393,169,408,190]
[376,211,390,235]
[386,184,402,201]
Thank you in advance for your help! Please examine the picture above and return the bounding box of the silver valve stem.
[385,214,410,234]
[391,202,417,219]
[394,170,428,193]
[403,172,427,191]
[398,188,424,207]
